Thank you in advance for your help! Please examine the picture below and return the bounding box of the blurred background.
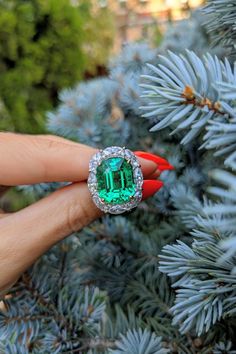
[0,0,203,134]
[0,0,204,210]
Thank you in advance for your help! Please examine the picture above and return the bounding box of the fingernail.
[142,180,164,200]
[135,151,174,172]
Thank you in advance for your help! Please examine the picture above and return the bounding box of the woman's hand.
[0,133,166,293]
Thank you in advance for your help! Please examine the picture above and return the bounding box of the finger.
[0,133,158,185]
[142,179,164,200]
[37,137,159,179]
[0,182,102,291]
[0,133,96,185]
[146,169,161,180]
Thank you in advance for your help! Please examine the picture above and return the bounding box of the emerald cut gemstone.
[88,147,143,214]
[96,157,135,204]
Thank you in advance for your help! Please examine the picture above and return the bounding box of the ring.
[87,146,143,214]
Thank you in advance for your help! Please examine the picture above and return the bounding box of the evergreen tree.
[1,1,236,353]
[0,0,114,133]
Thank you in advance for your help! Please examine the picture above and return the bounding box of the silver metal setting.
[87,146,143,215]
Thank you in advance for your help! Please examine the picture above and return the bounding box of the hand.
[0,133,172,293]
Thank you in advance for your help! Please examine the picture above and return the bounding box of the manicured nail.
[142,180,164,200]
[135,151,174,172]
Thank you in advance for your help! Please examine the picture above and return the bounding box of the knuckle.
[32,135,63,152]
[41,138,60,151]
[66,198,91,233]
[36,138,66,180]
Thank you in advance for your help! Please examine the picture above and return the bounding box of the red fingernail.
[134,151,174,172]
[142,180,164,200]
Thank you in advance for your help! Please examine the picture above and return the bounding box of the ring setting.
[87,146,143,214]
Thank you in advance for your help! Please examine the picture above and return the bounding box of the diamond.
[133,167,143,180]
[89,153,100,171]
[88,172,96,184]
[124,149,133,160]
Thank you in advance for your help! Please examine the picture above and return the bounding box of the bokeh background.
[0,0,203,135]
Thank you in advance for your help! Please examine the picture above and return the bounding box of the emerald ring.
[87,146,143,214]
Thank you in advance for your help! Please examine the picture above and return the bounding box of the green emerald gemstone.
[96,157,135,204]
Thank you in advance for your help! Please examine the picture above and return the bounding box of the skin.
[0,133,158,294]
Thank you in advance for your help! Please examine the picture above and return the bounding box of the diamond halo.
[87,146,143,215]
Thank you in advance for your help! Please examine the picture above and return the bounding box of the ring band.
[87,146,143,214]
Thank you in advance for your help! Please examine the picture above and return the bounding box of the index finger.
[0,133,158,185]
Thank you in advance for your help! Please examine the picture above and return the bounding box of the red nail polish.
[135,151,174,172]
[142,180,164,200]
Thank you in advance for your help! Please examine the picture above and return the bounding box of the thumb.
[0,182,101,291]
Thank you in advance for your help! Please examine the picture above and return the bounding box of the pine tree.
[1,1,236,353]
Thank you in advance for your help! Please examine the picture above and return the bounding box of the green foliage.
[0,0,114,133]
[109,328,169,354]
[140,0,236,346]
[152,25,163,48]
[204,0,236,53]
[141,48,236,172]
[82,6,115,75]
[0,242,107,353]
